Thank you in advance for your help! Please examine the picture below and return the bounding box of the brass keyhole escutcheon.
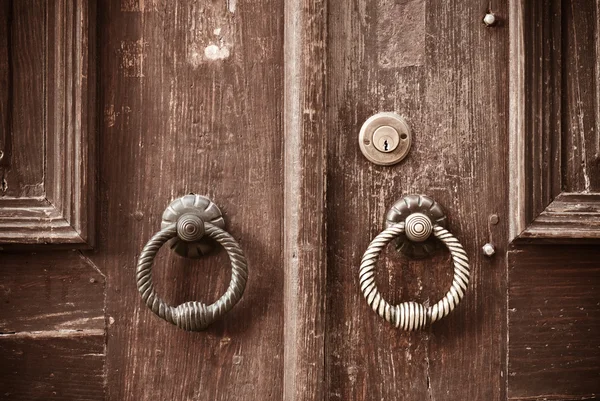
[359,112,411,166]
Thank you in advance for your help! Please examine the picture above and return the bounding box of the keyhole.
[384,140,389,151]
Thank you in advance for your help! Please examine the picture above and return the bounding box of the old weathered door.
[1,0,598,400]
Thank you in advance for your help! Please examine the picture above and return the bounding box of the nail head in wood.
[483,13,497,27]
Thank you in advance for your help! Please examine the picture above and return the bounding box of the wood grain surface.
[520,193,600,241]
[4,1,45,198]
[0,333,105,400]
[0,0,10,169]
[562,0,600,193]
[0,0,96,246]
[282,0,327,400]
[91,1,284,399]
[509,0,600,241]
[508,245,600,401]
[2,0,600,399]
[0,251,106,399]
[0,252,105,333]
[325,0,508,400]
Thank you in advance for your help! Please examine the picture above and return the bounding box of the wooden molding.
[509,0,600,242]
[519,193,600,240]
[282,0,327,399]
[0,0,96,247]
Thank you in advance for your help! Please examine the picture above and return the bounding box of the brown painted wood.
[508,245,600,401]
[508,1,600,400]
[520,193,600,241]
[0,0,96,246]
[282,0,327,400]
[0,0,11,169]
[509,0,600,241]
[91,1,284,399]
[0,332,105,400]
[509,0,562,240]
[0,252,105,333]
[562,0,600,193]
[326,1,508,400]
[3,0,600,399]
[0,251,106,399]
[5,1,46,198]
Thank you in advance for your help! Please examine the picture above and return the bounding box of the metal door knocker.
[359,195,470,330]
[136,194,248,331]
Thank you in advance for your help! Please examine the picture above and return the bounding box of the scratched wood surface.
[507,2,600,399]
[0,251,106,399]
[562,0,600,193]
[0,1,9,169]
[0,333,105,400]
[282,0,327,400]
[90,0,284,399]
[3,0,600,399]
[508,246,600,400]
[325,0,508,400]
[0,252,105,333]
[1,1,45,198]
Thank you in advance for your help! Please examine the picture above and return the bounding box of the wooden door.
[0,1,598,400]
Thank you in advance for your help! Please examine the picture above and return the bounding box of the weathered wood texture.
[520,193,600,241]
[0,0,12,169]
[562,0,600,193]
[509,0,561,239]
[45,0,97,246]
[92,1,284,399]
[326,0,508,400]
[0,0,96,246]
[509,0,600,241]
[0,333,105,400]
[0,252,105,333]
[3,1,45,198]
[0,251,106,399]
[508,246,600,401]
[508,1,600,399]
[282,0,327,400]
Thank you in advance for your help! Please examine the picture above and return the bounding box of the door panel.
[93,1,284,399]
[0,252,106,399]
[507,1,600,399]
[326,1,508,400]
[508,246,600,400]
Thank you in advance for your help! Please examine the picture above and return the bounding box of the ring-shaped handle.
[136,220,248,331]
[359,222,470,330]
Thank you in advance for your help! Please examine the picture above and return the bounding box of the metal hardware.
[482,243,495,257]
[359,112,411,166]
[161,194,225,258]
[372,126,399,153]
[136,195,248,331]
[359,195,470,330]
[489,214,499,225]
[385,194,447,259]
[483,12,497,26]
[404,213,433,242]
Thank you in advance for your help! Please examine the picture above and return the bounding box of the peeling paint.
[121,0,158,12]
[104,105,117,127]
[118,40,147,77]
[204,44,230,60]
[227,0,236,13]
[377,0,425,68]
